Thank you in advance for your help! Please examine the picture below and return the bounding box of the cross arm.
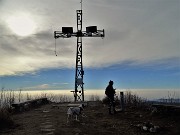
[54,29,105,39]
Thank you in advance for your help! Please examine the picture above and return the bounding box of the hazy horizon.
[2,89,180,101]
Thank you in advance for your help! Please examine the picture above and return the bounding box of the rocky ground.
[0,101,180,135]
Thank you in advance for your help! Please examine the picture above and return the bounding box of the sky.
[0,0,179,91]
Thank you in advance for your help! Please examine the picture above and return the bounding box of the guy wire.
[55,38,57,56]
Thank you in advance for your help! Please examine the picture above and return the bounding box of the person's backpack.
[105,87,110,96]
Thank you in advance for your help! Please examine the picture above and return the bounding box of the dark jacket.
[105,85,115,98]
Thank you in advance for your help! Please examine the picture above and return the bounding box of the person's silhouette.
[105,80,116,114]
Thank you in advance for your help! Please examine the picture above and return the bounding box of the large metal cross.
[54,9,105,101]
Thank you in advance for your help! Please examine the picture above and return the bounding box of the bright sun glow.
[7,14,36,36]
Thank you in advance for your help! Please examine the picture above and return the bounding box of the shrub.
[102,96,109,105]
[0,108,14,129]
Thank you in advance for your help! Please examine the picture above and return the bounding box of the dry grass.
[0,88,15,108]
[46,93,72,103]
[88,94,101,101]
[0,89,73,108]
[123,91,148,108]
[102,91,148,109]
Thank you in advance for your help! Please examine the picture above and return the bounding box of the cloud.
[37,84,49,89]
[0,27,76,76]
[82,0,180,68]
[23,84,49,90]
[23,82,71,90]
[0,0,179,76]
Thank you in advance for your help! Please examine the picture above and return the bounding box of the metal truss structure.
[54,9,105,101]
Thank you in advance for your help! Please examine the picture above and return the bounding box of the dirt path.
[0,102,180,135]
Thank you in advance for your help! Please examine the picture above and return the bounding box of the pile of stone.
[132,121,160,133]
